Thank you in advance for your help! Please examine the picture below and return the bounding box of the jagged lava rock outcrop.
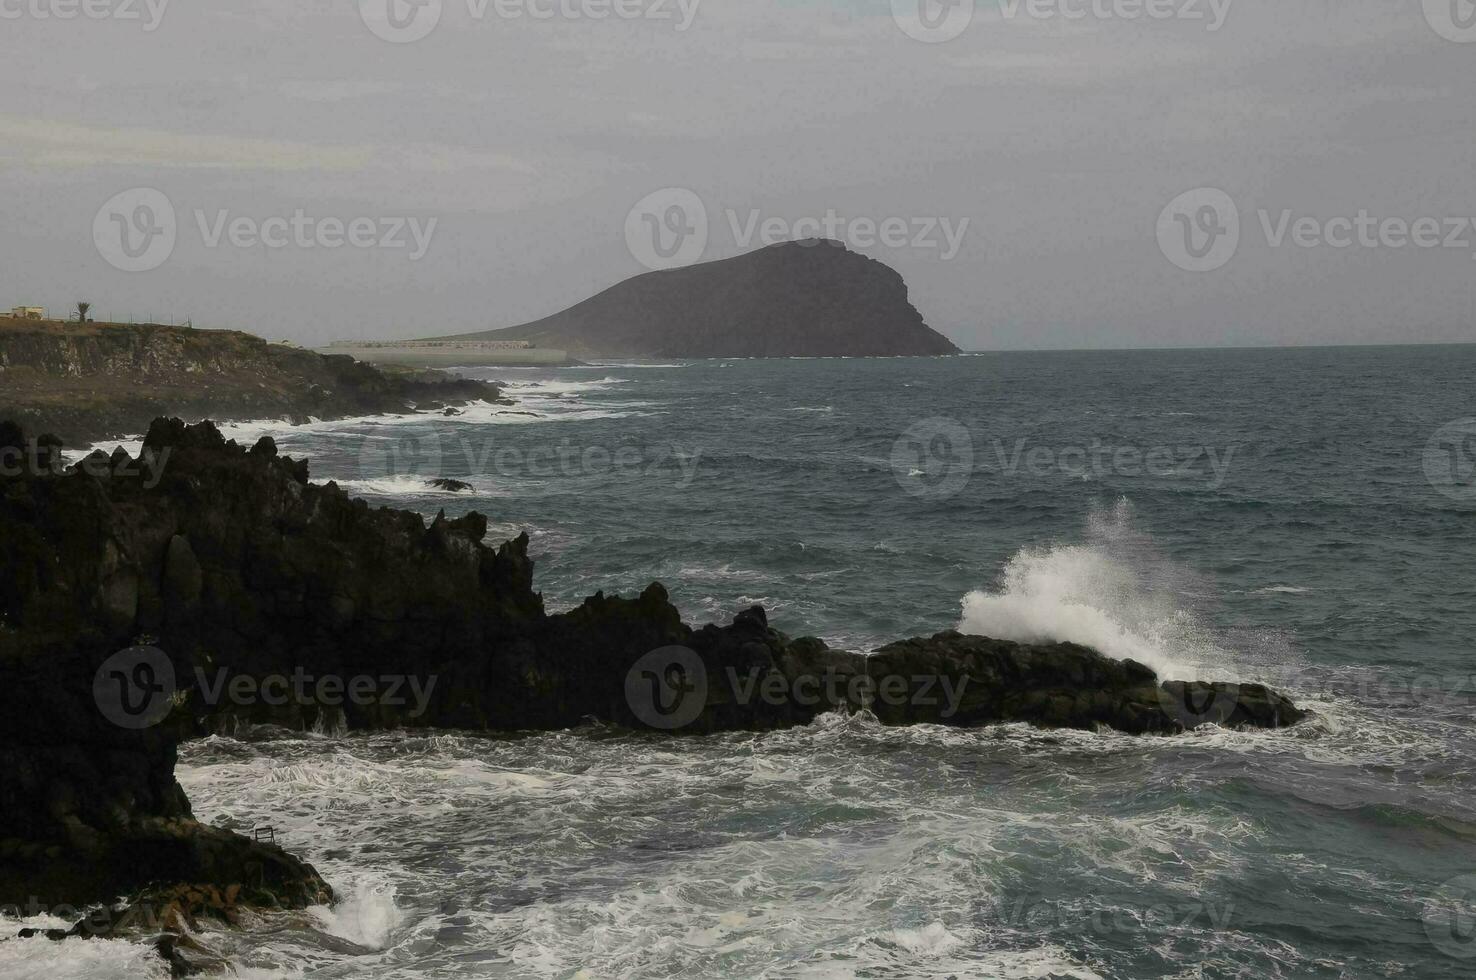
[0,416,1302,740]
[431,240,961,359]
[0,418,1304,916]
[0,425,340,926]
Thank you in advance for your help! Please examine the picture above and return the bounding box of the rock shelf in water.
[0,417,1304,966]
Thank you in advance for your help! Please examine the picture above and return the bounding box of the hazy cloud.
[1,0,1472,348]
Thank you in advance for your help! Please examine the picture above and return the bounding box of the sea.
[8,345,1476,979]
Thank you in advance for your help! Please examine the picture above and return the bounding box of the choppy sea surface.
[10,346,1476,979]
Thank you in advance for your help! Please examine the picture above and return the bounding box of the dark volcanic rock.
[0,635,330,911]
[619,615,1305,736]
[0,417,1305,920]
[859,631,1303,733]
[429,240,961,359]
[429,477,474,493]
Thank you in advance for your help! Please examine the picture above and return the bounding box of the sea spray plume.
[1,419,1307,742]
[958,499,1228,682]
[0,420,1308,934]
[956,499,1312,728]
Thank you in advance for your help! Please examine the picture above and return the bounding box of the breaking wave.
[958,500,1232,681]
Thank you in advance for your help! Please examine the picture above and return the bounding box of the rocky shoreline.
[0,319,504,446]
[0,417,1306,973]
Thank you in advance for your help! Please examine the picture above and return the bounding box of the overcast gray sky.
[2,0,1474,350]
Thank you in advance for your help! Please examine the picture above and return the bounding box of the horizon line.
[954,340,1476,354]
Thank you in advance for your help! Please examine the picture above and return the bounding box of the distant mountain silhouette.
[430,240,960,358]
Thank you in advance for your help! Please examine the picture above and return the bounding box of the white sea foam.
[575,362,688,369]
[0,924,168,980]
[55,374,643,460]
[308,877,405,951]
[957,500,1232,681]
[497,376,632,397]
[59,439,144,465]
[326,474,463,496]
[166,680,1435,980]
[887,921,965,955]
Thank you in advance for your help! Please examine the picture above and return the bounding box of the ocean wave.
[576,362,689,369]
[325,474,492,497]
[0,922,170,980]
[497,376,633,396]
[308,877,405,952]
[59,439,144,464]
[956,499,1240,682]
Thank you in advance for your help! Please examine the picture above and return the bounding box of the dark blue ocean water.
[17,346,1476,979]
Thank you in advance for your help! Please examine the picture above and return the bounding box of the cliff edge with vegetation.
[0,319,500,446]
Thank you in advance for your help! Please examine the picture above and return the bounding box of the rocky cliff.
[433,240,961,358]
[0,417,1303,966]
[0,320,500,446]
